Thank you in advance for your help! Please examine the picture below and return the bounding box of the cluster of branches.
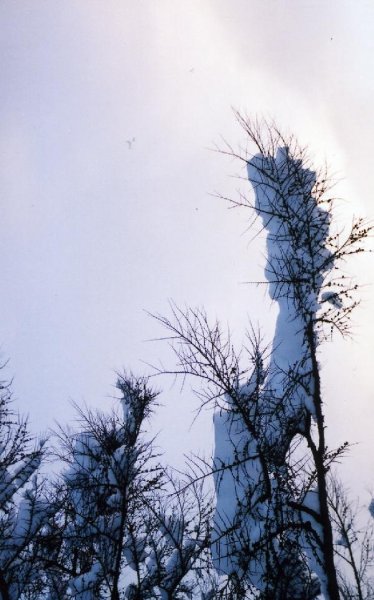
[0,118,373,599]
[0,373,216,600]
[1,368,373,600]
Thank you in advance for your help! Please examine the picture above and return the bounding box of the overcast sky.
[1,1,373,494]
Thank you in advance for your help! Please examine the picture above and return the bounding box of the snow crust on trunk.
[249,147,332,424]
[212,147,334,595]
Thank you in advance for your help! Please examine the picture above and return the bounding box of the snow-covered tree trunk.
[246,144,340,599]
[230,116,369,599]
[156,118,371,598]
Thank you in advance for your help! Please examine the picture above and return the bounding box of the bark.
[0,571,10,600]
[307,321,340,600]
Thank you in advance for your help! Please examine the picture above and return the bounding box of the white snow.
[212,146,333,595]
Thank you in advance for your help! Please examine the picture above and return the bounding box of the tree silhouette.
[154,116,372,599]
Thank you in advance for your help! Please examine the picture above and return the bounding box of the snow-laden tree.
[155,305,320,599]
[155,117,372,599]
[38,374,163,599]
[38,375,212,600]
[0,373,48,600]
[230,117,370,600]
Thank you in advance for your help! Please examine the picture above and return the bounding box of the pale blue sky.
[1,1,373,493]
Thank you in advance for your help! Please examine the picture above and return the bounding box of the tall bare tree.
[328,475,374,600]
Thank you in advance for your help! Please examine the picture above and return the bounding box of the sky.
[1,1,374,496]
